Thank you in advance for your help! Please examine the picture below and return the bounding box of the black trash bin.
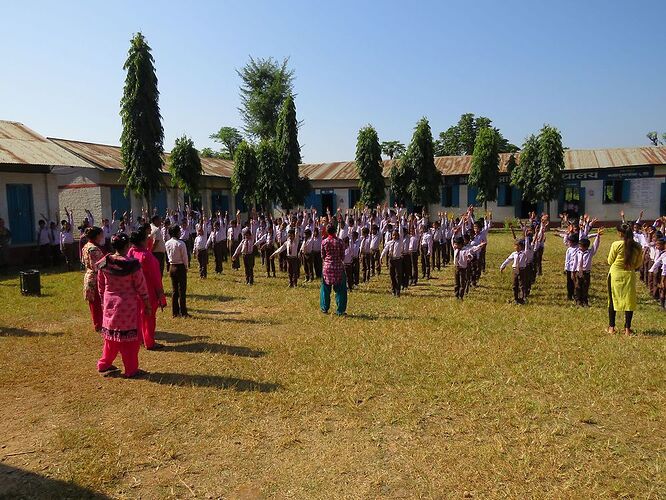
[19,269,41,296]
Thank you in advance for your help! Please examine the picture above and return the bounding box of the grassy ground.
[0,231,664,499]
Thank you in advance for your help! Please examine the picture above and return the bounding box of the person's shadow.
[145,372,280,392]
[0,463,110,499]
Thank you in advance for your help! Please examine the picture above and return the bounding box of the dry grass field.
[0,231,664,499]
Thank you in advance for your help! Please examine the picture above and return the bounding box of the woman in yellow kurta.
[607,224,643,335]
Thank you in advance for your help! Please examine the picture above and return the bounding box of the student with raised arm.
[500,238,528,305]
[270,228,300,287]
[381,228,404,297]
[572,228,603,307]
[60,208,75,270]
[233,228,258,285]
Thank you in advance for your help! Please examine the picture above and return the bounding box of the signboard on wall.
[562,166,654,181]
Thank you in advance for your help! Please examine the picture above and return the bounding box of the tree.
[119,32,164,203]
[232,141,258,208]
[275,94,309,209]
[506,153,517,175]
[209,126,243,159]
[434,113,518,156]
[380,140,406,160]
[510,134,540,204]
[168,135,203,198]
[200,147,222,158]
[356,126,385,207]
[647,131,664,146]
[237,57,295,140]
[389,157,412,207]
[255,140,282,212]
[403,118,441,207]
[468,127,500,209]
[536,124,565,213]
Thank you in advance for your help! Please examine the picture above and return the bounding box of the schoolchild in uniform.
[233,228,258,285]
[370,224,382,276]
[359,226,372,283]
[420,225,433,280]
[647,236,665,301]
[256,223,276,277]
[572,229,603,307]
[351,230,361,286]
[343,236,355,291]
[452,235,485,300]
[300,228,315,282]
[210,221,225,274]
[193,227,209,278]
[500,239,528,304]
[408,226,420,286]
[564,234,579,301]
[380,229,403,297]
[271,228,300,287]
[312,226,323,279]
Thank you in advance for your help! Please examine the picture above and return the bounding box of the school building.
[2,118,666,264]
[299,148,666,224]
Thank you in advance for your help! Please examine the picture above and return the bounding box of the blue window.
[6,184,34,244]
[153,189,167,216]
[211,191,229,215]
[234,193,248,213]
[661,182,666,215]
[603,180,630,204]
[348,188,361,208]
[441,184,459,207]
[497,184,516,207]
[304,191,322,214]
[110,186,131,215]
[467,185,480,207]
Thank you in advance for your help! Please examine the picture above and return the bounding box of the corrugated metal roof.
[301,147,666,180]
[50,137,234,178]
[0,121,92,168]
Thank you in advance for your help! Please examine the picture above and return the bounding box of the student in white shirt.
[60,211,75,271]
[271,228,300,287]
[500,239,528,304]
[380,229,403,297]
[300,228,315,283]
[193,227,209,279]
[420,227,433,280]
[572,229,603,306]
[359,226,372,283]
[233,228,258,285]
[564,233,579,301]
[453,235,485,300]
[165,225,189,318]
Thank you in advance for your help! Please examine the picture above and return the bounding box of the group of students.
[629,211,666,309]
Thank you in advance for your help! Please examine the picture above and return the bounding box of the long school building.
[299,149,666,224]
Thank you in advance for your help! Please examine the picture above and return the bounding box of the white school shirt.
[312,235,322,252]
[165,238,188,267]
[408,235,420,253]
[500,250,527,271]
[194,235,207,251]
[380,239,403,260]
[370,233,381,251]
[255,231,275,246]
[300,237,314,255]
[272,239,299,258]
[421,232,433,255]
[37,227,50,245]
[233,238,255,259]
[564,246,578,272]
[359,236,371,255]
[453,246,475,269]
[343,245,354,265]
[60,228,74,246]
[648,251,665,274]
[573,236,601,272]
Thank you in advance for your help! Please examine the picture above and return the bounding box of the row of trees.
[354,117,565,211]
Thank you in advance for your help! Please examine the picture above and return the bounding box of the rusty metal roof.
[0,121,92,168]
[300,147,666,180]
[50,137,234,178]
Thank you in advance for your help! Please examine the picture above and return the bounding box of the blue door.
[154,189,167,216]
[661,182,666,214]
[6,184,34,244]
[304,190,322,214]
[110,186,131,216]
[234,193,247,213]
[348,189,361,208]
[211,191,229,215]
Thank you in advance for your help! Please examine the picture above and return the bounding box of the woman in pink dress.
[81,227,107,332]
[128,225,166,350]
[96,233,151,378]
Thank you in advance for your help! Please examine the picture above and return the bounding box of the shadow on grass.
[0,463,110,499]
[155,331,208,343]
[188,309,241,316]
[190,315,281,325]
[145,372,280,392]
[642,329,666,337]
[0,327,64,338]
[349,313,408,321]
[188,294,236,302]
[161,342,266,357]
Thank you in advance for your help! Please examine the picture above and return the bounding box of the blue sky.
[2,0,665,162]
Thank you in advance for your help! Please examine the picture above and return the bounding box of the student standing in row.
[271,229,300,287]
[572,229,603,307]
[165,225,189,318]
[500,239,528,304]
[233,229,257,285]
[193,227,209,279]
[381,229,403,297]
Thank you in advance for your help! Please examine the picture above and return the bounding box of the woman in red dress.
[128,226,166,350]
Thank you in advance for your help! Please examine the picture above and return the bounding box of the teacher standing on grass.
[320,224,348,316]
[607,224,643,335]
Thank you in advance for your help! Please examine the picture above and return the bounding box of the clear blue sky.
[2,0,665,163]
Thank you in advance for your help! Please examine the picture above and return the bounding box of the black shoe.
[99,365,120,377]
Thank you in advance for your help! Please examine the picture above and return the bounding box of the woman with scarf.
[128,225,166,350]
[96,233,151,377]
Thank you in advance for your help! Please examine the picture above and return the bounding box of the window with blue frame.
[661,182,666,214]
[603,180,630,204]
[348,188,361,208]
[234,193,248,213]
[6,184,35,244]
[153,189,167,216]
[496,184,514,206]
[110,186,131,215]
[467,185,480,207]
[211,191,229,214]
[441,184,459,207]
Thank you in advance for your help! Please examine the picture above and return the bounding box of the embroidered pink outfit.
[127,246,165,349]
[96,254,149,376]
[82,241,106,331]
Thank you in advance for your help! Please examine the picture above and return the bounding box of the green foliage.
[119,32,164,202]
[168,135,203,197]
[275,95,309,209]
[403,118,441,207]
[510,134,540,204]
[468,127,500,205]
[237,57,294,140]
[646,131,664,146]
[200,147,221,158]
[356,126,386,207]
[232,141,258,207]
[536,124,565,206]
[389,157,412,207]
[434,113,518,156]
[209,126,243,159]
[380,140,406,160]
[255,140,281,211]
